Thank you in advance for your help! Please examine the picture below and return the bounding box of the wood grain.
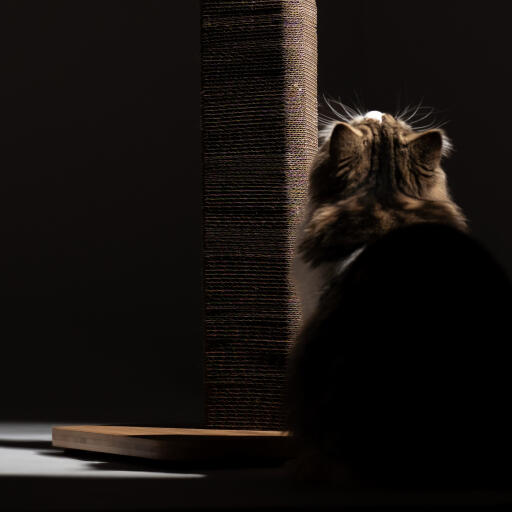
[52,426,295,461]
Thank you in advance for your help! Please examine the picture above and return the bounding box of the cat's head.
[299,110,467,265]
[312,111,453,206]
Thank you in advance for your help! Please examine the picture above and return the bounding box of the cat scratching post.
[202,0,317,430]
[53,0,317,460]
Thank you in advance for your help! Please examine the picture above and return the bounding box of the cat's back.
[326,221,512,379]
[293,222,512,485]
[336,222,511,324]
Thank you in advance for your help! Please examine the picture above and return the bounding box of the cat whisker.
[413,124,438,131]
[397,104,413,122]
[323,95,351,123]
[413,117,449,132]
[396,103,413,121]
[335,99,360,119]
[402,101,424,123]
[324,96,361,122]
[318,112,337,123]
[409,109,436,127]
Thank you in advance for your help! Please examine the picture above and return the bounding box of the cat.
[286,108,512,488]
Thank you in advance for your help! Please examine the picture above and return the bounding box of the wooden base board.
[52,426,296,461]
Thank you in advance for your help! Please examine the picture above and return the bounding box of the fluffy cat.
[287,109,512,488]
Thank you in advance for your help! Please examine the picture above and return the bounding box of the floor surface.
[2,423,512,511]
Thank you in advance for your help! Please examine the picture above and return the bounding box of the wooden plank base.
[52,426,296,462]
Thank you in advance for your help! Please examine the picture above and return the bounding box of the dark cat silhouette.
[287,110,512,488]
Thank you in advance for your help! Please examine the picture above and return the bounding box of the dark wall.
[0,1,202,424]
[318,0,512,279]
[3,1,510,425]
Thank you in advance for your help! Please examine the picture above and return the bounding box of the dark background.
[0,1,202,425]
[0,1,510,424]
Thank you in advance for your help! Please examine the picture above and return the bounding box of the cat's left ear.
[406,130,444,171]
[329,122,363,158]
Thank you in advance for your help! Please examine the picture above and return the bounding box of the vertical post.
[201,0,317,429]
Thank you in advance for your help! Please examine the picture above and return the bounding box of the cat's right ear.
[405,130,444,171]
[329,122,363,158]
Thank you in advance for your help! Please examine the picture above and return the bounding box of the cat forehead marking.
[364,111,384,122]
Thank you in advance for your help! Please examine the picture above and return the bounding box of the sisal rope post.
[201,0,317,429]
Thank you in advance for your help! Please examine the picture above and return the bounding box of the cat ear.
[406,130,444,171]
[329,122,363,158]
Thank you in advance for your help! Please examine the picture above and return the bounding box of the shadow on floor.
[0,439,52,450]
[40,445,288,475]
